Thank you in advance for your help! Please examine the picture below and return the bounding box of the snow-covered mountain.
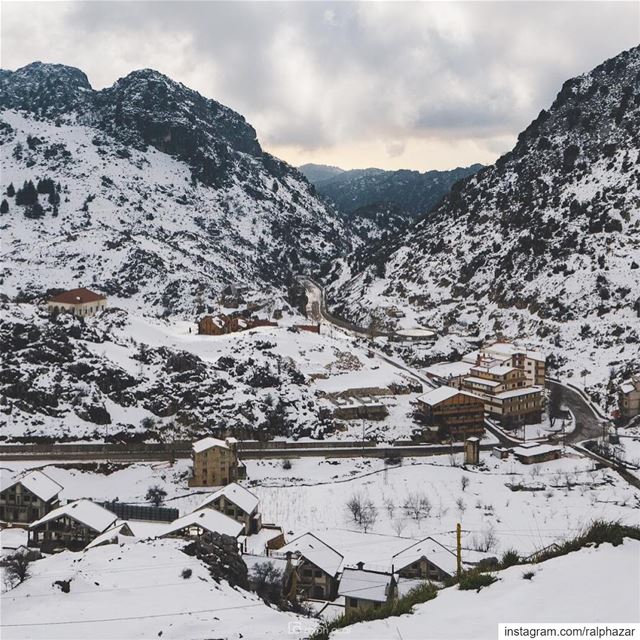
[0,62,349,316]
[328,45,640,402]
[303,164,483,219]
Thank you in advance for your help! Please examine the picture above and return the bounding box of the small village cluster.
[0,438,465,615]
[417,342,547,439]
[40,287,640,427]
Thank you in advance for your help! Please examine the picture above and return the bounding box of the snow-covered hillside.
[328,45,640,403]
[1,538,312,640]
[328,540,640,639]
[0,63,349,316]
[1,303,421,442]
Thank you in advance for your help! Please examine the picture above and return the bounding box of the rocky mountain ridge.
[328,45,640,400]
[0,62,350,316]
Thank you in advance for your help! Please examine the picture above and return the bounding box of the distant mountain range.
[299,162,483,240]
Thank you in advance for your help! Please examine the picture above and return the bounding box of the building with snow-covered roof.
[188,436,245,487]
[464,341,547,386]
[392,537,459,581]
[278,532,344,601]
[28,500,118,552]
[416,386,485,439]
[461,358,543,429]
[1,470,63,524]
[423,360,475,387]
[512,442,562,465]
[159,508,244,542]
[84,522,135,550]
[197,483,261,535]
[339,565,397,615]
[619,375,640,420]
[47,287,107,317]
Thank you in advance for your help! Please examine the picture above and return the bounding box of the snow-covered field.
[5,449,639,566]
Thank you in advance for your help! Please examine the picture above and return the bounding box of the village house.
[392,537,459,582]
[47,287,107,317]
[245,524,286,554]
[159,508,244,543]
[280,532,344,601]
[28,500,118,552]
[188,436,245,487]
[328,395,389,421]
[339,564,397,615]
[512,442,562,465]
[0,470,63,525]
[416,386,485,439]
[619,375,640,420]
[198,314,277,336]
[463,341,546,387]
[84,522,135,550]
[197,483,261,535]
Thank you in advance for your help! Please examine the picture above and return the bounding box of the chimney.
[356,561,365,570]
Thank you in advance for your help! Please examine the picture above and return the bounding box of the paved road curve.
[549,380,606,443]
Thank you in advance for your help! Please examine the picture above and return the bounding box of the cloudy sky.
[2,2,638,171]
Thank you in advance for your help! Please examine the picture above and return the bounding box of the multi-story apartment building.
[619,375,640,420]
[188,437,245,487]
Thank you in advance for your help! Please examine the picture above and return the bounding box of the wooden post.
[456,523,462,576]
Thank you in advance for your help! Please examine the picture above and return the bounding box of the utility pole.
[456,523,462,576]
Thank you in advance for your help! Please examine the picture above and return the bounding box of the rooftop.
[30,499,117,533]
[424,361,474,378]
[160,508,244,539]
[48,287,106,304]
[392,537,458,576]
[279,532,343,576]
[2,470,63,502]
[417,386,482,406]
[339,568,393,602]
[193,437,229,453]
[512,443,561,457]
[494,386,543,400]
[198,482,259,515]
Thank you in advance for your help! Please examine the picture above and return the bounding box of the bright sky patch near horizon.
[2,1,639,172]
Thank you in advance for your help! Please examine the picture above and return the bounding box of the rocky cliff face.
[0,62,350,316]
[329,45,640,399]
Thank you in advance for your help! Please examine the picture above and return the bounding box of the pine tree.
[6,183,15,197]
[16,180,38,206]
[0,199,8,214]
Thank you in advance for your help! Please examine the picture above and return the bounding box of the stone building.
[47,287,107,317]
[619,375,640,420]
[188,437,245,487]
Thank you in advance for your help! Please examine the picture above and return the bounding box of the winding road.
[299,276,610,448]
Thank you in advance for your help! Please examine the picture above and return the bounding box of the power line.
[1,602,266,628]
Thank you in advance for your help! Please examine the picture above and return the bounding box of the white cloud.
[1,1,637,170]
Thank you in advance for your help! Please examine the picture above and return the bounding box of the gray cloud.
[2,1,638,170]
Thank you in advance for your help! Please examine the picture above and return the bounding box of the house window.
[374,602,382,610]
[350,598,359,608]
[303,568,313,577]
[314,570,322,577]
